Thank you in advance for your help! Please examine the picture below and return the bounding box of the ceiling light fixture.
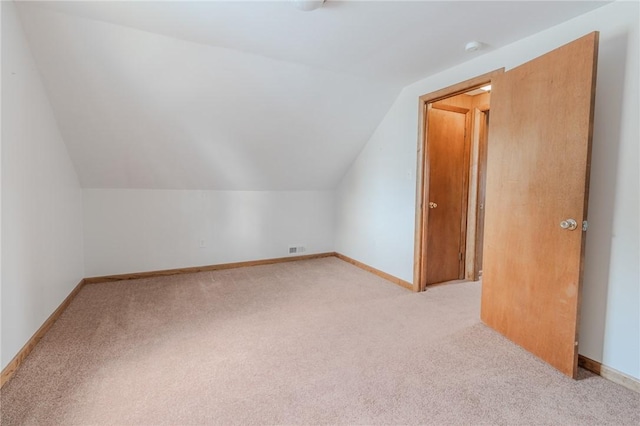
[465,41,483,52]
[291,0,325,12]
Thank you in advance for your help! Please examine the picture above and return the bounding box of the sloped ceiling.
[15,1,608,190]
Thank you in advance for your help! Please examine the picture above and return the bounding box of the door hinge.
[459,252,463,260]
[582,220,588,231]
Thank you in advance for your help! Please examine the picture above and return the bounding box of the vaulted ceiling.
[16,1,608,190]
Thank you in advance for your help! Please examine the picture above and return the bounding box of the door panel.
[481,33,599,378]
[426,106,469,284]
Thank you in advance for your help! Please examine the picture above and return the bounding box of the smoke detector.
[465,41,483,52]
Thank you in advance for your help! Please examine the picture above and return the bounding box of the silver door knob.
[560,219,578,230]
[429,202,437,209]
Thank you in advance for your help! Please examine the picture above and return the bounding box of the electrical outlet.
[199,239,206,248]
[289,245,306,255]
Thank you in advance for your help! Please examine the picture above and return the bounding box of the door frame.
[413,69,504,292]
[471,106,490,281]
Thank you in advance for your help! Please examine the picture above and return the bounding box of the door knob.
[429,202,437,209]
[560,219,578,231]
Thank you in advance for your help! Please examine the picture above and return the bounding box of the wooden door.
[425,105,470,285]
[480,33,599,378]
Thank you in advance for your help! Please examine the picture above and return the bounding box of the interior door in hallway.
[480,32,599,378]
[425,105,469,285]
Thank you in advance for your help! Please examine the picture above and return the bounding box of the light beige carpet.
[1,257,638,425]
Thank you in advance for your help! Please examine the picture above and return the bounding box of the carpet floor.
[1,257,638,425]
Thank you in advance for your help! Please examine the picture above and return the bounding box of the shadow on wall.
[579,31,628,362]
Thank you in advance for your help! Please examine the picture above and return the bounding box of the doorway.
[414,70,500,291]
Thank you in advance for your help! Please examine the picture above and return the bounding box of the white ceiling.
[15,1,608,190]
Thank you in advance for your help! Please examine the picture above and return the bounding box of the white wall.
[1,1,84,370]
[16,3,399,191]
[335,1,639,380]
[83,189,334,277]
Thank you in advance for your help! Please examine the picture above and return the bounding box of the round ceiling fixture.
[465,41,483,52]
[292,0,325,12]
